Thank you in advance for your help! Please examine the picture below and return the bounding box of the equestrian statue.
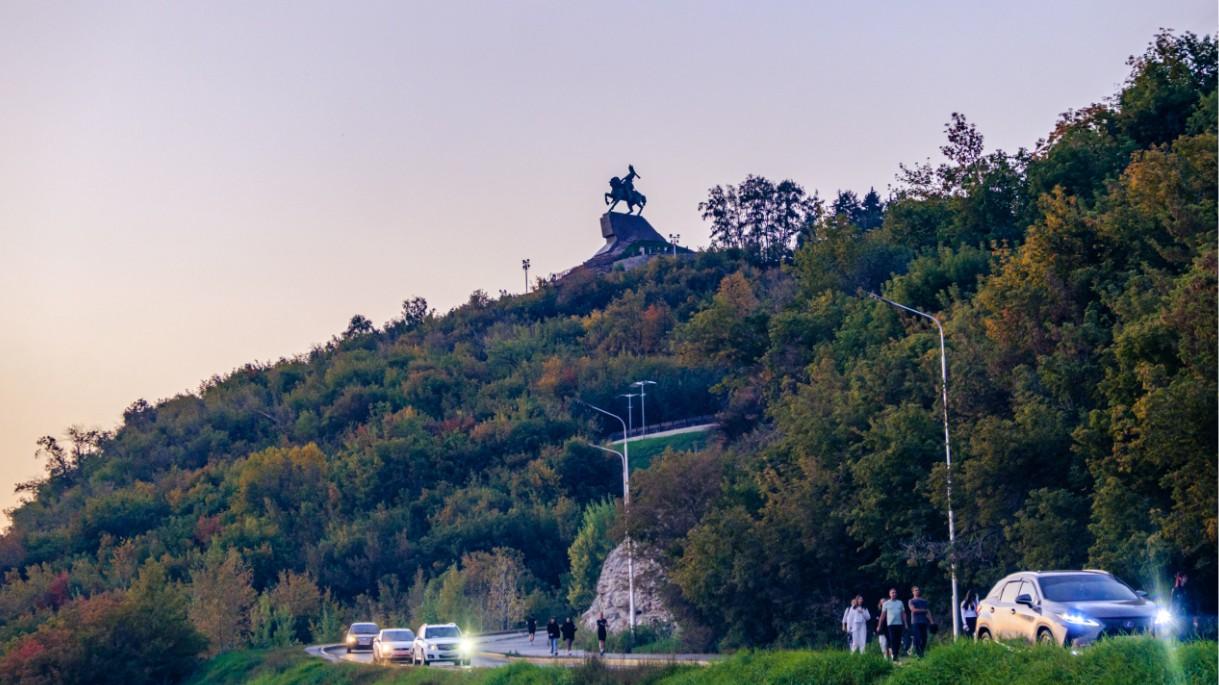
[605,164,646,215]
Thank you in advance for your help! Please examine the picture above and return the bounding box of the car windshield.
[352,624,379,634]
[1040,574,1138,602]
[427,626,460,638]
[382,630,414,641]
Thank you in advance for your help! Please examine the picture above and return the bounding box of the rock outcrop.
[580,541,673,634]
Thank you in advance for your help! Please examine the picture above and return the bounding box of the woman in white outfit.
[841,595,871,653]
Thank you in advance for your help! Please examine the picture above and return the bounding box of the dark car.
[975,570,1171,646]
[344,622,380,653]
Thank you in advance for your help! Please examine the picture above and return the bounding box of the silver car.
[372,628,416,663]
[975,570,1171,646]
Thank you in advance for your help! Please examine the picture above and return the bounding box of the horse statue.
[605,165,646,214]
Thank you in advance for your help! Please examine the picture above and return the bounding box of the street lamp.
[631,380,657,436]
[578,401,635,634]
[619,393,639,439]
[867,292,960,640]
[521,259,531,292]
[668,233,681,257]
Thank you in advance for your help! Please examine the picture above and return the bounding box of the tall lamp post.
[668,233,680,257]
[868,292,960,640]
[521,259,531,292]
[579,401,635,635]
[619,393,639,438]
[631,380,657,436]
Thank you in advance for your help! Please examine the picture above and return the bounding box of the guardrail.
[605,415,717,441]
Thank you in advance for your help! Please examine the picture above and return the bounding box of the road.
[307,631,718,669]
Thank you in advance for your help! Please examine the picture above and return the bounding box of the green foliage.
[660,650,891,685]
[567,499,618,611]
[0,30,1214,662]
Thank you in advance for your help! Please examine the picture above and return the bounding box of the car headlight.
[1155,609,1174,626]
[346,635,355,644]
[459,638,474,654]
[1058,612,1101,627]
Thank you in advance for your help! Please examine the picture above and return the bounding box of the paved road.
[307,631,717,669]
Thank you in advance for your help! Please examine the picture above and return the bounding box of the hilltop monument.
[584,165,677,270]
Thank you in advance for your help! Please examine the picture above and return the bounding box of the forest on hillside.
[0,31,1214,681]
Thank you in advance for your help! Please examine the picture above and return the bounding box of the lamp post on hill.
[619,393,639,439]
[578,400,635,635]
[521,259,531,292]
[631,380,657,437]
[668,233,680,257]
[867,291,960,640]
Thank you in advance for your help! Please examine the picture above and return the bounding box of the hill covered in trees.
[0,31,1214,681]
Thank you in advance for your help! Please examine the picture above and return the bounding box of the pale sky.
[1,1,1214,521]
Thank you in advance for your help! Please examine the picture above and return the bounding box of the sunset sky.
[1,0,1214,522]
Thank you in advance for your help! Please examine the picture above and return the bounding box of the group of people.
[842,586,949,660]
[527,614,609,656]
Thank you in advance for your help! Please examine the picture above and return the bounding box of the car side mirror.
[1015,593,1034,606]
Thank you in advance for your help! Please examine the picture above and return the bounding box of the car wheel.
[346,646,352,654]
[1037,628,1057,646]
[977,629,992,642]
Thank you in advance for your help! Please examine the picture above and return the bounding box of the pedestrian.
[908,586,934,657]
[960,590,978,637]
[875,597,889,657]
[841,595,871,654]
[561,617,577,655]
[546,617,560,656]
[878,588,906,662]
[1171,571,1199,638]
[527,615,537,645]
[596,612,608,656]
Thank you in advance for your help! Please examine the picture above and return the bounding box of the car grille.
[1098,617,1153,637]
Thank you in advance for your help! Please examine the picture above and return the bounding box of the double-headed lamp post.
[668,233,680,257]
[631,380,657,436]
[580,401,635,635]
[868,292,960,640]
[521,259,531,292]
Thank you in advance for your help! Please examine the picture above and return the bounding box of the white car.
[412,623,473,666]
[372,628,416,663]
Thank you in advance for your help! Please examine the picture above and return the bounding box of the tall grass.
[189,639,1217,685]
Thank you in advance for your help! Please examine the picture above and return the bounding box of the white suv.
[411,623,472,666]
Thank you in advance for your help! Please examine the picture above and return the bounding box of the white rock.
[581,541,674,634]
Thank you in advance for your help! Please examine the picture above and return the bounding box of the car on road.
[372,628,416,663]
[975,570,1171,646]
[412,623,472,666]
[344,622,380,653]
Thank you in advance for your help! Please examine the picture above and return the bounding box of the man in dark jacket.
[560,617,577,655]
[546,618,560,655]
[526,616,537,644]
[596,612,609,656]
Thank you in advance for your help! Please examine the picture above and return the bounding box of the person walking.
[1171,571,1199,638]
[546,618,560,656]
[878,588,906,662]
[960,591,978,637]
[526,615,537,645]
[908,586,935,657]
[841,595,871,654]
[596,612,609,656]
[561,617,577,655]
[875,597,889,657]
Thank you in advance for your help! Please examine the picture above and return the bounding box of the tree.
[566,499,617,610]
[189,548,257,654]
[700,176,820,263]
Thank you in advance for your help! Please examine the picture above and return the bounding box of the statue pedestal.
[585,212,670,268]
